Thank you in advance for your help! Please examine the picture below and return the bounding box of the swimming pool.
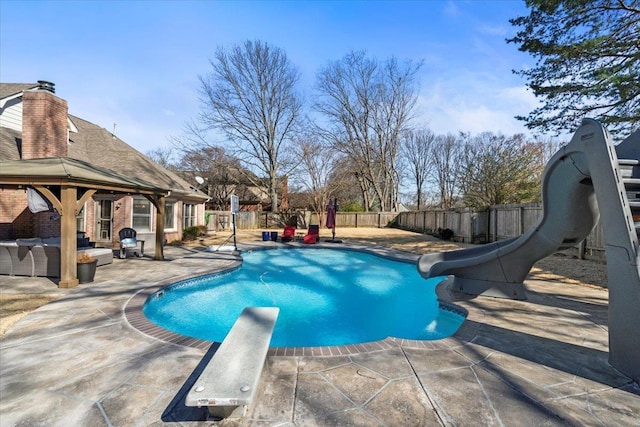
[143,248,465,347]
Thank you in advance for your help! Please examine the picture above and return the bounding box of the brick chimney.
[21,81,69,159]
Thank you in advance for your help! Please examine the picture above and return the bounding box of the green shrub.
[182,225,209,241]
[340,201,363,212]
[182,226,200,241]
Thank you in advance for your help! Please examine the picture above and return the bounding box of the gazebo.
[0,157,169,288]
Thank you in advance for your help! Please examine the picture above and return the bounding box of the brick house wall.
[33,211,60,238]
[0,189,31,239]
[0,188,62,239]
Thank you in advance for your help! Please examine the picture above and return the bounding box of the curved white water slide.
[418,119,640,380]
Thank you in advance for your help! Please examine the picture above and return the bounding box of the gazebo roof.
[0,157,169,195]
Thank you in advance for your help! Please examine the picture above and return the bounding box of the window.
[76,205,85,232]
[132,197,152,232]
[182,203,196,229]
[164,200,176,230]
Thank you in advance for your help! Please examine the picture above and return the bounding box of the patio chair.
[280,225,296,242]
[118,227,142,259]
[303,225,320,244]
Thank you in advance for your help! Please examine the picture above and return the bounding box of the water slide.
[418,119,640,381]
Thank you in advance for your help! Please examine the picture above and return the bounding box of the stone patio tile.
[545,366,632,399]
[67,322,158,353]
[403,347,475,373]
[364,378,439,427]
[130,386,194,427]
[266,356,299,375]
[52,359,139,401]
[446,340,495,364]
[297,355,351,373]
[299,408,384,427]
[0,310,116,345]
[239,422,296,427]
[474,350,580,401]
[348,347,414,378]
[576,330,609,351]
[0,388,107,427]
[100,383,165,426]
[321,363,388,405]
[418,366,497,424]
[543,387,640,427]
[572,356,633,389]
[136,420,193,427]
[293,372,355,421]
[125,345,202,389]
[471,364,566,426]
[585,384,640,426]
[248,368,297,421]
[1,347,137,403]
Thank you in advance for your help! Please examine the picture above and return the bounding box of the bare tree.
[402,129,435,210]
[456,133,547,207]
[178,146,246,210]
[314,51,422,212]
[294,131,342,226]
[198,40,303,211]
[430,133,461,208]
[146,147,177,170]
[330,157,368,211]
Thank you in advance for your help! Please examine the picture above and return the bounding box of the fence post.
[492,207,498,242]
[518,206,523,235]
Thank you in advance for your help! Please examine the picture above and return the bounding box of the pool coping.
[124,242,482,356]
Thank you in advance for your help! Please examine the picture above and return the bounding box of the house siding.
[0,97,23,132]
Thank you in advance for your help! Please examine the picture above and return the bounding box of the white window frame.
[182,203,197,229]
[76,205,86,233]
[132,197,152,232]
[164,200,176,231]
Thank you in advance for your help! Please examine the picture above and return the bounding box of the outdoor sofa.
[0,237,113,278]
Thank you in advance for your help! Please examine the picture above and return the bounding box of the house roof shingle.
[0,83,37,100]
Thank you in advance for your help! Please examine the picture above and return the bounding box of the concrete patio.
[1,241,639,426]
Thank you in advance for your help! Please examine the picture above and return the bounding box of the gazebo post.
[154,195,165,260]
[59,185,79,288]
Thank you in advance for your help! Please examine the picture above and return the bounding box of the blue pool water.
[143,248,465,347]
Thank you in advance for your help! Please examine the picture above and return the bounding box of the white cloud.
[415,73,541,137]
[477,23,509,37]
[442,0,460,18]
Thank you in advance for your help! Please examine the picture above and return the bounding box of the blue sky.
[1,0,540,154]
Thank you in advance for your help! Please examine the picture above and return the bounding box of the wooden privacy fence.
[395,204,606,261]
[206,206,607,260]
[205,210,399,233]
